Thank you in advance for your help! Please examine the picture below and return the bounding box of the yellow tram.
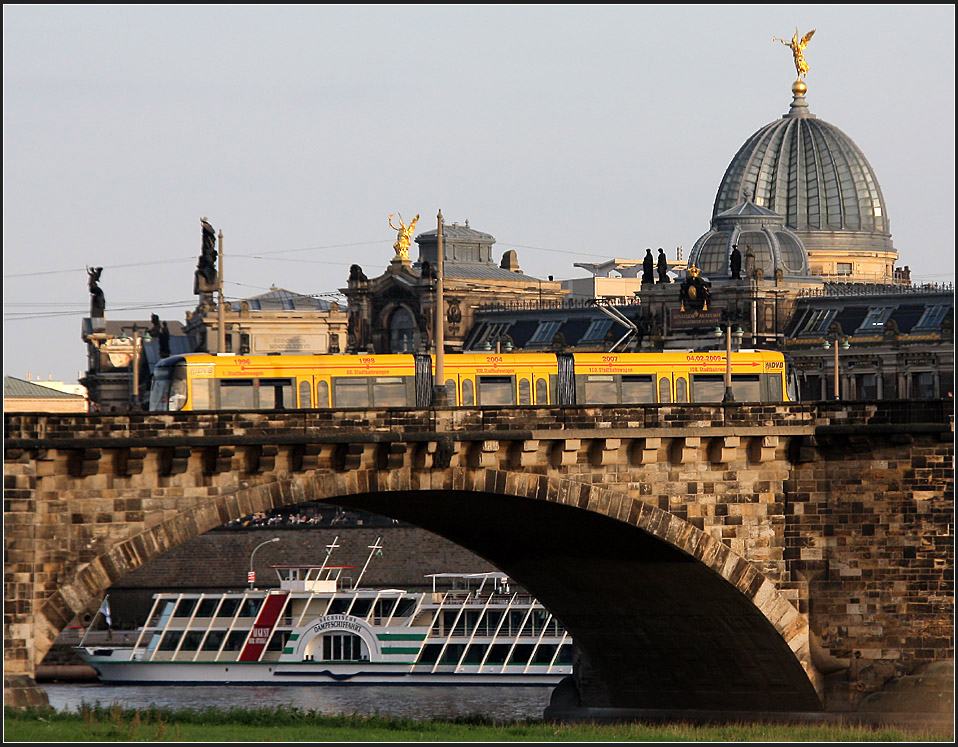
[149,350,797,412]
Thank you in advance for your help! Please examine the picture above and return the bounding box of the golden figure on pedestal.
[774,28,816,79]
[389,213,419,261]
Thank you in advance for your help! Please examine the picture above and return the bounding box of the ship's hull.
[85,659,570,686]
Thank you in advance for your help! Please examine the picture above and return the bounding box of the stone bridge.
[4,401,953,717]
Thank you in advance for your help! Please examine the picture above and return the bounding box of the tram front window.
[150,360,188,411]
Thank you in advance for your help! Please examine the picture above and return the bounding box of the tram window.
[219,379,256,409]
[691,375,726,403]
[675,378,688,403]
[261,379,293,410]
[445,379,457,405]
[191,379,212,410]
[299,381,312,409]
[196,598,219,618]
[478,376,514,405]
[316,380,330,408]
[201,630,225,652]
[535,378,548,405]
[583,375,617,404]
[518,378,531,405]
[621,375,655,403]
[170,375,188,411]
[333,378,370,408]
[179,631,205,651]
[658,377,671,404]
[731,374,762,402]
[372,376,409,407]
[461,379,475,406]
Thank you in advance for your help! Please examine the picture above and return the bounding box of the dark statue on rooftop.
[642,249,655,284]
[730,244,742,280]
[194,217,218,297]
[87,266,105,318]
[657,248,671,284]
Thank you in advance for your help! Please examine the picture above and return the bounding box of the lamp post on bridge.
[248,537,280,590]
[119,324,152,410]
[823,331,851,400]
[713,323,745,403]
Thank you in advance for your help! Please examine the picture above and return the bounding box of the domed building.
[688,192,815,283]
[709,80,896,283]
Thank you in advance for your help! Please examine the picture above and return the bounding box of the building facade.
[343,220,566,355]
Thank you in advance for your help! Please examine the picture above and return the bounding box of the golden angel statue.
[389,213,419,260]
[774,28,816,79]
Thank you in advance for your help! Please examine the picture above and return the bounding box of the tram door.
[658,372,689,404]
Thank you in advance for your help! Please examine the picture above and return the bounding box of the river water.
[42,683,555,722]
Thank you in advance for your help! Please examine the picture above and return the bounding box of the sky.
[3,4,955,384]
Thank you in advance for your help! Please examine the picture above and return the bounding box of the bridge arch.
[46,465,823,711]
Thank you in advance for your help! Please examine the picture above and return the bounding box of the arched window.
[299,381,312,409]
[389,307,417,353]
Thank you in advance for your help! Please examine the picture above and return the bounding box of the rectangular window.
[858,307,894,333]
[579,319,614,343]
[179,631,206,651]
[219,379,256,409]
[260,379,293,410]
[478,376,514,405]
[582,375,617,404]
[332,378,370,408]
[912,372,936,399]
[730,374,762,402]
[914,304,949,330]
[191,378,212,410]
[528,321,563,345]
[201,630,225,652]
[836,263,852,276]
[371,377,410,407]
[690,374,726,403]
[621,375,656,403]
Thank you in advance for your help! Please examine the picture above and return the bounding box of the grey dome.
[689,195,816,282]
[712,84,895,258]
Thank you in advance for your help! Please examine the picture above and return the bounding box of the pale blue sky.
[4,4,954,382]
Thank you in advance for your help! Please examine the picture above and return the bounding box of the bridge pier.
[4,675,49,709]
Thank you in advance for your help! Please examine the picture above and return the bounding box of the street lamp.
[248,537,280,589]
[482,335,514,353]
[119,324,152,410]
[713,324,743,403]
[823,334,851,400]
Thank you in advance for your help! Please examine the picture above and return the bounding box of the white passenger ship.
[76,539,572,685]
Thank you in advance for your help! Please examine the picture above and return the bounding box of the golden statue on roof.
[774,28,816,79]
[389,213,419,261]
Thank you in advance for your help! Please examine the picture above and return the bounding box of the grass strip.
[4,704,953,742]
